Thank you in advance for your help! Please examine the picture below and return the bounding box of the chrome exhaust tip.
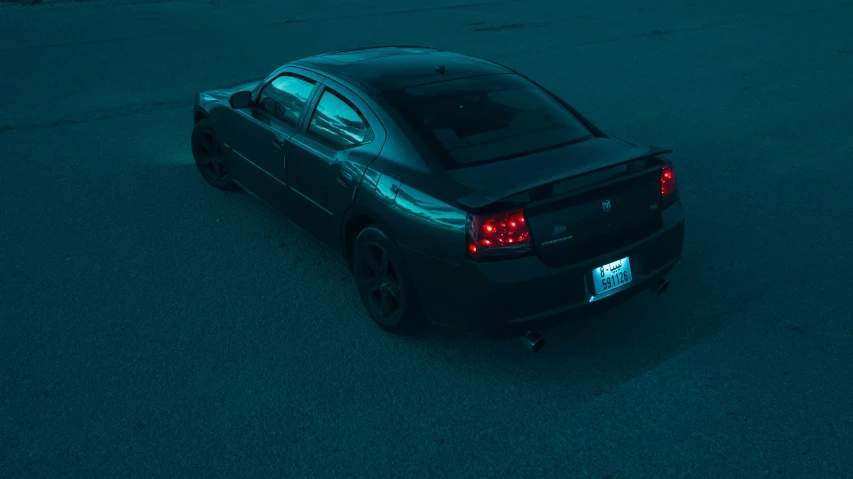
[520,331,546,352]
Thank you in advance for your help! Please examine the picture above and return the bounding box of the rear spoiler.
[456,144,672,209]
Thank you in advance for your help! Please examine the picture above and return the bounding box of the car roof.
[294,46,513,91]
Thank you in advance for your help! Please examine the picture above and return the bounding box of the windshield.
[382,73,593,169]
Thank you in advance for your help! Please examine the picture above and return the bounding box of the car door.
[227,69,323,212]
[285,80,386,249]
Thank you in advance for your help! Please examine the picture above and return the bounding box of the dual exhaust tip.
[518,278,671,352]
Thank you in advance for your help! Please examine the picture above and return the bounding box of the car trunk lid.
[523,166,663,267]
[451,138,669,267]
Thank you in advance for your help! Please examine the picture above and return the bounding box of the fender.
[339,193,402,267]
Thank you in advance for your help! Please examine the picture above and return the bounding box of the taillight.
[466,209,532,260]
[661,164,677,202]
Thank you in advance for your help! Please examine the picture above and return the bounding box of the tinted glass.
[259,74,316,126]
[382,73,593,168]
[307,89,374,149]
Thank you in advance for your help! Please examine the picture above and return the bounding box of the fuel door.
[374,171,402,205]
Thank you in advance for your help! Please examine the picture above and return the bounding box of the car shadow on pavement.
[399,264,724,405]
[170,161,721,407]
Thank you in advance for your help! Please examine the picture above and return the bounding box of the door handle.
[272,136,286,149]
[337,169,354,186]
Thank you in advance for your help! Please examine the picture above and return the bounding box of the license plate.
[592,257,633,295]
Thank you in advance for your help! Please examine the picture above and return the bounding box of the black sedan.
[190,46,685,348]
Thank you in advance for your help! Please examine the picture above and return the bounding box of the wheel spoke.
[364,247,382,274]
[363,274,383,295]
[213,162,223,179]
[380,289,394,317]
[380,249,390,272]
[385,280,402,302]
[385,263,398,283]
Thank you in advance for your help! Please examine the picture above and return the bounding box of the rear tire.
[191,120,236,190]
[353,226,423,335]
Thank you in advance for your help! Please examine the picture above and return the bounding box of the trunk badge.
[602,200,612,212]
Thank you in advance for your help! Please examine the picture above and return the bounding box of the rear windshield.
[382,73,593,168]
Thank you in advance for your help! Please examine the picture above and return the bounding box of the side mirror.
[229,90,252,109]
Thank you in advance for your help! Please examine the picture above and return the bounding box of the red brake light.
[661,164,676,199]
[466,209,532,260]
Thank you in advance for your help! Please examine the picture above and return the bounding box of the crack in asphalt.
[2,1,850,133]
[0,98,190,134]
[493,1,853,60]
[0,0,523,53]
[473,22,539,32]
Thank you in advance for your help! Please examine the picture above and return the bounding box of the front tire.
[191,119,235,190]
[353,226,423,335]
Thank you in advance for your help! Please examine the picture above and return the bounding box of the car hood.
[199,78,264,104]
[449,138,671,208]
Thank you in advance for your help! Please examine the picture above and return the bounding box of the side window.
[258,74,316,127]
[307,89,374,149]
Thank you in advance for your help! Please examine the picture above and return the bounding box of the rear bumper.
[402,202,686,337]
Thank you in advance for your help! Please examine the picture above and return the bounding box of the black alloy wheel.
[191,120,235,190]
[359,242,404,323]
[353,226,422,334]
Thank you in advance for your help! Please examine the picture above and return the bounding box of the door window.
[258,74,317,127]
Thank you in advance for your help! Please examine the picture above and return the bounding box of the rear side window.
[382,73,593,168]
[307,88,374,149]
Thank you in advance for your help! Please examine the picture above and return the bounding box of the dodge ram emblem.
[601,200,612,212]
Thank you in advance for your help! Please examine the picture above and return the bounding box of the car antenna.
[434,64,446,74]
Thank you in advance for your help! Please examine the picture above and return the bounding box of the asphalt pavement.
[2,0,852,477]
